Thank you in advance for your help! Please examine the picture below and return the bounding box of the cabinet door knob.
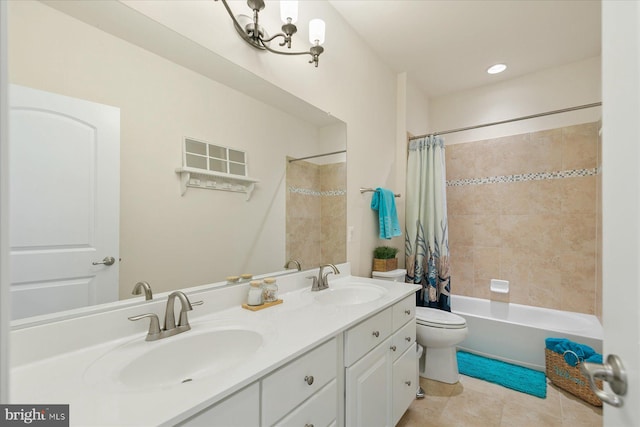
[304,375,314,385]
[405,309,411,315]
[405,380,412,386]
[390,345,397,352]
[372,331,380,338]
[304,424,314,427]
[405,336,412,342]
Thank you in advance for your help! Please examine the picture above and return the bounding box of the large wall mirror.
[8,0,347,322]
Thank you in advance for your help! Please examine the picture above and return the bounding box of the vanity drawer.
[177,382,259,427]
[344,307,392,367]
[392,295,415,330]
[391,319,416,361]
[262,338,337,427]
[274,379,337,427]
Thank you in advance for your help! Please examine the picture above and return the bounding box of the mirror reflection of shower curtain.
[405,135,451,311]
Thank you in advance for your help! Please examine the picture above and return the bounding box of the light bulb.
[280,1,298,24]
[309,19,325,45]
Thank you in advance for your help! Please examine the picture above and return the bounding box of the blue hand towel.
[370,187,401,239]
[545,337,601,367]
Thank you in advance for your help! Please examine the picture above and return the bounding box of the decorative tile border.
[447,167,599,187]
[288,186,346,196]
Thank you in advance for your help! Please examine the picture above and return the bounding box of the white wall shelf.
[175,167,259,200]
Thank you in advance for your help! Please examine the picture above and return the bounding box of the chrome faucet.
[284,259,302,271]
[128,291,203,341]
[131,281,153,300]
[310,264,340,291]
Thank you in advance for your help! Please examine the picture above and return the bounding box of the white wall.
[428,56,602,145]
[8,1,331,297]
[405,77,430,138]
[393,72,430,266]
[121,0,400,277]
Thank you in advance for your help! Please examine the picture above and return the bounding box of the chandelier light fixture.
[217,0,326,67]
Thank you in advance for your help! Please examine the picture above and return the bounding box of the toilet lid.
[415,307,467,329]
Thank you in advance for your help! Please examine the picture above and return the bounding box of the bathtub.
[452,295,603,372]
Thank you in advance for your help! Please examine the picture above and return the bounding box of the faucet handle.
[306,275,319,291]
[128,313,161,340]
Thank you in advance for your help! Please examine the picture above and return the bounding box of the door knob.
[92,256,116,266]
[580,354,627,407]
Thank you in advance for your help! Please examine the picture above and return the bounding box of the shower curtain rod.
[288,149,346,163]
[408,102,602,141]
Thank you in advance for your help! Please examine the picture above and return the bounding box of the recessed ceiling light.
[487,63,507,74]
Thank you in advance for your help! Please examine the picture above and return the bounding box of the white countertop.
[10,270,420,426]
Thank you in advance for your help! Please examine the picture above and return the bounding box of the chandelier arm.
[259,40,313,57]
[218,0,253,40]
[261,32,288,44]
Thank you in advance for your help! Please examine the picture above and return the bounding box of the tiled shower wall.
[446,122,602,317]
[286,160,347,270]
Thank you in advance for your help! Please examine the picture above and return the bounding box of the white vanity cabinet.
[262,337,338,426]
[344,295,417,427]
[178,337,338,427]
[177,382,260,427]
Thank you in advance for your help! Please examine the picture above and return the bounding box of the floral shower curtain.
[405,135,451,311]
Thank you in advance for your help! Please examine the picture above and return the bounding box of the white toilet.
[415,307,468,384]
[372,269,469,385]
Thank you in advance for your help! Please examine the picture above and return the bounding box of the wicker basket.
[372,258,397,272]
[545,348,603,406]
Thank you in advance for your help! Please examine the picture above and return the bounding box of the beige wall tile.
[561,176,597,214]
[529,179,563,213]
[562,123,598,170]
[560,213,596,256]
[473,215,501,247]
[500,215,530,249]
[470,184,502,214]
[449,215,475,246]
[473,247,501,284]
[446,143,476,181]
[444,123,600,314]
[497,182,530,215]
[529,128,564,172]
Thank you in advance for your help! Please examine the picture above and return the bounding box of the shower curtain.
[405,135,451,311]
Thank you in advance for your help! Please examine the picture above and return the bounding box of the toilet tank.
[371,268,407,282]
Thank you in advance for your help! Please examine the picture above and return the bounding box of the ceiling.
[328,0,601,99]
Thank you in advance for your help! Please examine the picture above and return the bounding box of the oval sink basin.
[313,283,387,306]
[84,326,263,391]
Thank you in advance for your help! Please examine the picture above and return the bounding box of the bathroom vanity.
[10,264,420,426]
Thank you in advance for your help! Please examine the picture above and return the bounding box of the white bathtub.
[452,295,603,372]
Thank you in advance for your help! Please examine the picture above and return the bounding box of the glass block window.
[183,137,248,177]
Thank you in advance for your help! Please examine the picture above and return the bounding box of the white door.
[9,85,120,320]
[600,1,640,424]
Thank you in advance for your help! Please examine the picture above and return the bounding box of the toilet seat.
[415,307,467,329]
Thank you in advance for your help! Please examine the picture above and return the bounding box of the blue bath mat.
[457,351,547,398]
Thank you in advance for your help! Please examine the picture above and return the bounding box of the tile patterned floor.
[397,375,602,427]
